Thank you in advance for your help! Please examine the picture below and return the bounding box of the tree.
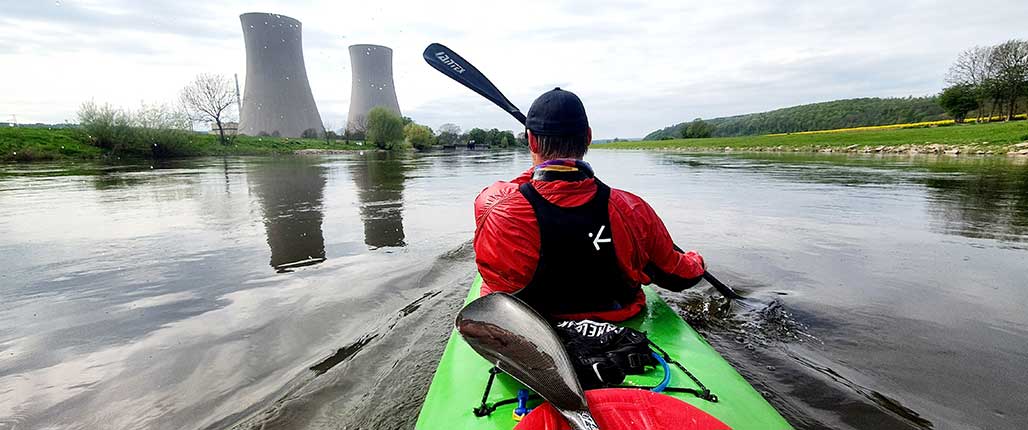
[438,123,461,135]
[498,130,516,147]
[516,131,528,146]
[323,121,338,144]
[366,106,405,150]
[437,131,459,147]
[405,123,435,150]
[988,39,1028,120]
[682,118,714,138]
[180,73,236,145]
[938,84,980,123]
[135,102,189,130]
[467,128,488,148]
[947,45,994,121]
[434,123,460,147]
[486,128,502,146]
[346,115,368,141]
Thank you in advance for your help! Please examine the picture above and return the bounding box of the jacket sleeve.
[633,198,706,292]
[473,182,539,295]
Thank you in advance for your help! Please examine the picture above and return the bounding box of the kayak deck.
[415,276,792,429]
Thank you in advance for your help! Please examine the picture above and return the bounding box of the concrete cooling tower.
[347,44,401,131]
[239,12,323,137]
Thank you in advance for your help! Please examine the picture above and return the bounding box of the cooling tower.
[239,12,323,137]
[347,44,401,131]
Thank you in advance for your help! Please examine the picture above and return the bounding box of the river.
[0,150,1026,430]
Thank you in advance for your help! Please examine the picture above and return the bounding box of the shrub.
[366,107,405,150]
[77,101,195,158]
[302,128,321,139]
[405,123,435,150]
[78,101,133,150]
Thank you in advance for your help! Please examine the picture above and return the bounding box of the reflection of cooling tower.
[350,152,406,249]
[347,44,401,130]
[239,12,323,138]
[249,158,327,272]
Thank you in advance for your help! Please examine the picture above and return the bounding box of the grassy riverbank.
[605,120,1028,155]
[0,126,364,162]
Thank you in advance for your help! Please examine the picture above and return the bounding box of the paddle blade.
[456,293,597,430]
[422,43,526,125]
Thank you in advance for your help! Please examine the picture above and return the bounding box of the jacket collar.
[531,159,594,182]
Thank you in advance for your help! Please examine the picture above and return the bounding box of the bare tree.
[438,123,461,135]
[180,73,236,145]
[135,101,189,130]
[948,46,995,121]
[347,115,368,142]
[323,120,337,144]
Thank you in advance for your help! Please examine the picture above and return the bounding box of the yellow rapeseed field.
[768,114,1028,136]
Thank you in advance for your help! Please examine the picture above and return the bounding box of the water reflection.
[350,151,407,248]
[248,157,327,271]
[921,160,1028,243]
[661,153,1028,244]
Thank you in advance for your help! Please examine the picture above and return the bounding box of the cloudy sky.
[2,0,1026,138]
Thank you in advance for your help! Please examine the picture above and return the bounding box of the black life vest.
[514,178,635,316]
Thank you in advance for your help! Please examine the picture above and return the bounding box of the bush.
[366,107,405,150]
[78,101,133,150]
[405,123,435,150]
[77,101,195,158]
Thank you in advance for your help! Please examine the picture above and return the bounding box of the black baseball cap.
[525,87,589,136]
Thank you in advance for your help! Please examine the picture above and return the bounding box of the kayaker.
[473,87,706,322]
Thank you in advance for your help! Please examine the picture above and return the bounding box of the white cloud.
[1,0,1026,138]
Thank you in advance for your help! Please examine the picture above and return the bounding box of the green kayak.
[415,275,792,429]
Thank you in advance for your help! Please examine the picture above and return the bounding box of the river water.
[0,150,1026,430]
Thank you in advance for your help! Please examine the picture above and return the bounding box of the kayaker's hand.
[683,250,705,271]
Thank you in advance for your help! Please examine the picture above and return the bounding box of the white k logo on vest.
[588,225,612,251]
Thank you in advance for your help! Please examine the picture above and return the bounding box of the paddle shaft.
[423,43,744,301]
[703,272,745,301]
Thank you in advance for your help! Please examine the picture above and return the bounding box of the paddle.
[457,293,599,430]
[423,43,527,126]
[670,244,746,301]
[422,42,746,302]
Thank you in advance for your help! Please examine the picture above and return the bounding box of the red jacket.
[473,161,705,321]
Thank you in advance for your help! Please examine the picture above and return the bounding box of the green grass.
[0,126,365,162]
[0,127,101,161]
[186,134,366,156]
[603,120,1028,153]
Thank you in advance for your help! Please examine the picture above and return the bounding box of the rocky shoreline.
[653,142,1028,156]
[293,148,363,155]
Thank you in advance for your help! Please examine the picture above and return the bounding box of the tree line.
[74,71,528,156]
[940,39,1028,123]
[346,107,525,151]
[647,39,1028,140]
[645,97,947,140]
